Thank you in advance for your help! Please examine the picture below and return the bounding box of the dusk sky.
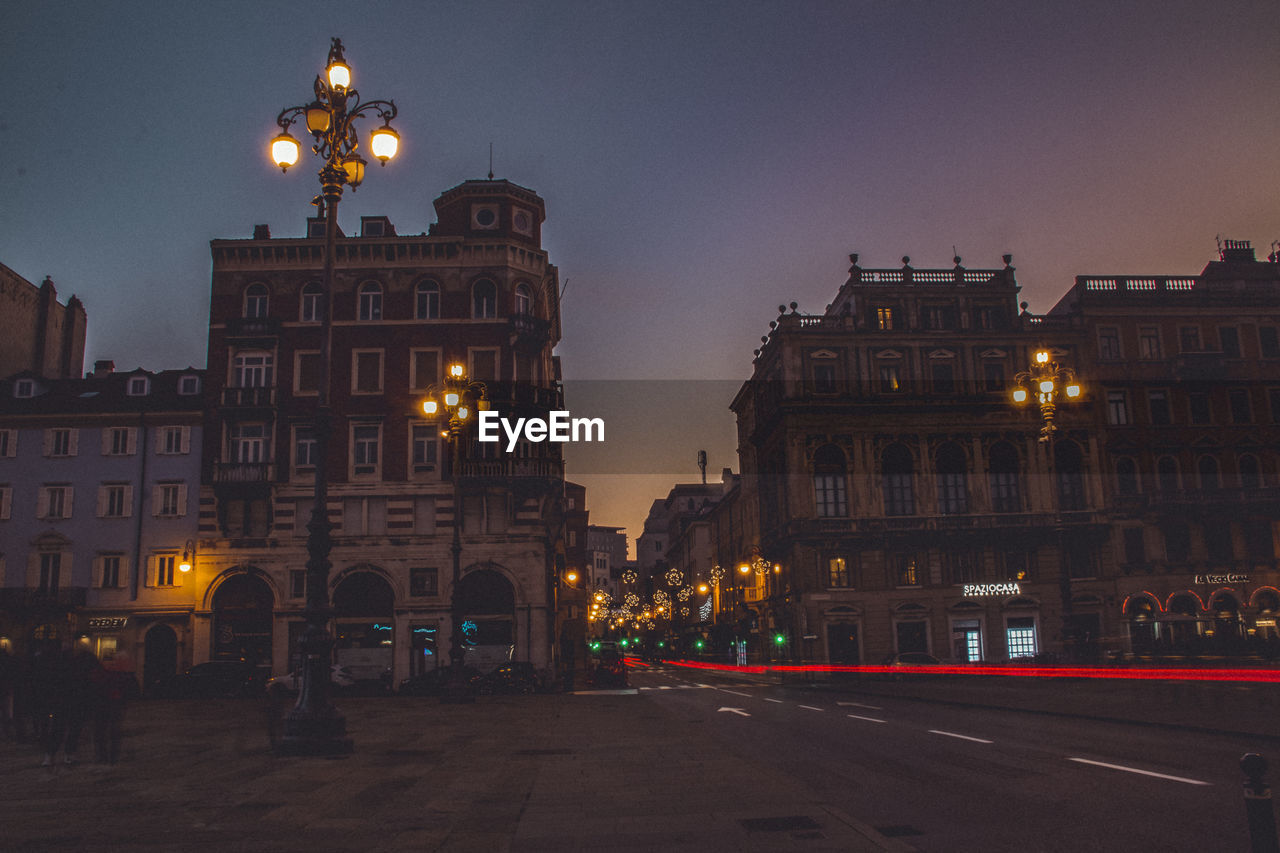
[3,1,1278,546]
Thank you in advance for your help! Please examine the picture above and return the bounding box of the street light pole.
[269,38,400,754]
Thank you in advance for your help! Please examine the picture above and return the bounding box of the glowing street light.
[1011,349,1084,442]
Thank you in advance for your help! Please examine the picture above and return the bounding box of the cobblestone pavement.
[0,691,909,852]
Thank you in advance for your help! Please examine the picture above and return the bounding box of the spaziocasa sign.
[962,583,1021,597]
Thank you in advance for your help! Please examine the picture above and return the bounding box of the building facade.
[0,363,204,688]
[0,263,87,380]
[197,178,567,681]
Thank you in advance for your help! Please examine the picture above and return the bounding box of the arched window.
[415,280,440,319]
[473,279,496,319]
[300,282,323,323]
[514,283,533,316]
[358,281,382,321]
[1198,455,1221,491]
[812,445,848,518]
[243,283,269,319]
[935,442,968,514]
[1239,454,1262,489]
[1054,441,1085,510]
[882,443,914,516]
[988,442,1021,512]
[1157,456,1180,493]
[1115,457,1139,495]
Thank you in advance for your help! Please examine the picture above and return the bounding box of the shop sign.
[963,583,1022,597]
[86,617,127,630]
[1195,573,1250,585]
[1256,619,1276,628]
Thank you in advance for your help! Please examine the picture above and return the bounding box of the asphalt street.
[630,663,1279,852]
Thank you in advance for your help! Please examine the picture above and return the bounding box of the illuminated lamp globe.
[1065,383,1081,398]
[326,58,351,90]
[457,406,470,421]
[423,399,438,416]
[445,391,460,407]
[179,557,192,573]
[1039,379,1054,394]
[369,124,400,163]
[271,132,301,171]
[1035,351,1050,364]
[565,571,578,584]
[1012,389,1027,403]
[341,154,366,188]
[450,364,465,378]
[738,563,751,575]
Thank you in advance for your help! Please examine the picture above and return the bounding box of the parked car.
[265,664,358,694]
[398,666,481,697]
[162,660,264,698]
[472,662,542,695]
[587,652,628,688]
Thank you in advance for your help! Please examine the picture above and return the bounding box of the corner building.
[199,179,566,681]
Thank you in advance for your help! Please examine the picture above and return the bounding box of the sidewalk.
[1,692,910,852]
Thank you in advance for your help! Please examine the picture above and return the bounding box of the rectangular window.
[159,426,188,455]
[1189,392,1212,425]
[41,485,71,520]
[353,425,380,474]
[154,555,176,587]
[813,474,847,517]
[155,483,185,517]
[879,364,901,393]
[0,485,10,520]
[47,428,76,457]
[989,471,1020,513]
[1270,389,1280,423]
[410,349,441,391]
[410,567,439,597]
[925,306,954,330]
[1163,523,1191,563]
[946,551,980,584]
[100,555,122,588]
[470,348,499,382]
[1205,523,1233,563]
[294,426,317,469]
[414,497,436,534]
[1179,326,1201,353]
[295,351,321,395]
[930,362,955,394]
[38,553,61,594]
[0,430,14,458]
[229,423,267,463]
[876,307,895,330]
[1147,390,1171,425]
[1006,618,1037,659]
[1107,390,1129,426]
[289,570,306,599]
[982,362,1005,392]
[812,363,836,394]
[1138,327,1161,360]
[827,557,850,588]
[105,427,133,456]
[1123,528,1145,566]
[101,484,130,518]
[1229,388,1252,423]
[352,350,384,394]
[1219,326,1241,358]
[411,425,438,468]
[1064,541,1094,579]
[1097,327,1121,361]
[1261,327,1280,359]
[893,553,919,587]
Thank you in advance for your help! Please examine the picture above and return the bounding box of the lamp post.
[1011,348,1085,660]
[422,364,487,702]
[269,38,400,754]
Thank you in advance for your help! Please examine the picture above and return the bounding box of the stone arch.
[209,570,275,666]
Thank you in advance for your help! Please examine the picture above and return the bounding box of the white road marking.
[837,701,882,710]
[718,707,751,717]
[658,685,672,690]
[1068,758,1211,786]
[720,689,751,697]
[798,705,824,711]
[764,698,783,703]
[847,714,887,724]
[929,729,994,744]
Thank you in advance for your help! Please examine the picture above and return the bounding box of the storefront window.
[1006,617,1037,658]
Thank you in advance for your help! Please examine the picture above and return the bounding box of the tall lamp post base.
[277,713,353,756]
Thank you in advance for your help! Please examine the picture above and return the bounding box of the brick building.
[0,262,87,380]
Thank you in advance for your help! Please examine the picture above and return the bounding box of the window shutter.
[64,487,74,518]
[177,484,188,517]
[2,430,14,457]
[101,430,112,456]
[0,487,9,520]
[123,485,134,518]
[92,555,102,587]
[68,430,79,456]
[180,426,191,454]
[97,485,108,518]
[127,428,138,455]
[43,430,53,456]
[36,488,49,519]
[152,485,162,517]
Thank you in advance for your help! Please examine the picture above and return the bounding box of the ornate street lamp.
[269,38,399,755]
[1011,349,1082,441]
[422,364,488,702]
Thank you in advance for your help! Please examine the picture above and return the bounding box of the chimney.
[1221,239,1255,263]
[92,359,115,378]
[253,224,271,240]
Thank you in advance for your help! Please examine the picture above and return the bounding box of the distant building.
[0,263,87,380]
[198,178,567,680]
[0,362,204,687]
[586,525,627,600]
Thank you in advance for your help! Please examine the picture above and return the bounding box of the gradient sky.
[3,1,1278,546]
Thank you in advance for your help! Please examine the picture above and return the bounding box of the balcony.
[213,462,275,484]
[1173,351,1227,380]
[225,317,282,339]
[508,314,552,349]
[459,457,563,481]
[220,386,277,408]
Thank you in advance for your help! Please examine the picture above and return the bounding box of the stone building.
[197,178,568,681]
[0,263,87,380]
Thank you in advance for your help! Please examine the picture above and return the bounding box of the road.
[628,663,1277,851]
